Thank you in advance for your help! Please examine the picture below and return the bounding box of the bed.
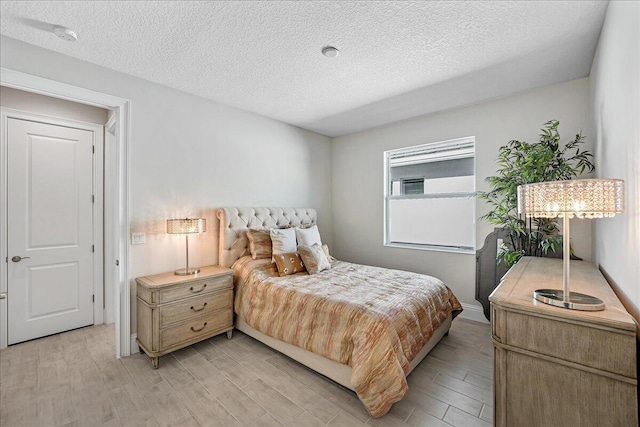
[217,207,462,417]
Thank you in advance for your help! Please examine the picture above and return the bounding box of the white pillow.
[270,228,297,260]
[295,225,322,247]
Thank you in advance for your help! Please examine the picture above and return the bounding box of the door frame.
[104,114,117,325]
[1,108,105,340]
[0,67,131,358]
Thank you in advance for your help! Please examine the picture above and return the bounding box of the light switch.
[131,232,146,245]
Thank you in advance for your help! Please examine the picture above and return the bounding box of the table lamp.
[517,179,624,311]
[167,218,206,275]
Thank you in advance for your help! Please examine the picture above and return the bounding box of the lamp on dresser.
[517,178,624,311]
[167,217,206,275]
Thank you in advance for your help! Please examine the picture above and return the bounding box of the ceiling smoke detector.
[54,26,78,42]
[321,46,339,57]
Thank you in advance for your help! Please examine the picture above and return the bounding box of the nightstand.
[136,265,234,368]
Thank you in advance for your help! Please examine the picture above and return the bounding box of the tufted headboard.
[217,207,317,268]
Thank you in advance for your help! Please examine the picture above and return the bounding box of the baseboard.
[130,333,139,354]
[124,309,488,355]
[458,303,490,324]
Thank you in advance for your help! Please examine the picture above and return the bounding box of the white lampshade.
[518,179,625,219]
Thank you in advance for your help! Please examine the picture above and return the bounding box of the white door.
[7,118,94,345]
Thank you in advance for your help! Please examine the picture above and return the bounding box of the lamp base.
[533,289,605,311]
[174,268,200,276]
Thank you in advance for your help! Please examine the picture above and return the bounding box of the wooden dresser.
[136,265,234,368]
[489,257,637,427]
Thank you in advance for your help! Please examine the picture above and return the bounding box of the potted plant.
[479,120,595,267]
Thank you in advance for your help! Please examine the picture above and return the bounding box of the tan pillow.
[273,252,307,276]
[298,244,331,275]
[246,229,272,260]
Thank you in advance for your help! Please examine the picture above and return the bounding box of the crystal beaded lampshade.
[166,218,206,275]
[516,178,625,311]
[518,179,625,219]
[166,218,206,234]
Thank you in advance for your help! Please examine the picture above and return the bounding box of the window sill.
[384,242,475,255]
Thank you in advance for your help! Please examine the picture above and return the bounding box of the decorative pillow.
[282,223,313,229]
[298,243,331,275]
[295,225,322,247]
[273,252,307,276]
[321,244,334,262]
[246,229,272,260]
[270,228,297,260]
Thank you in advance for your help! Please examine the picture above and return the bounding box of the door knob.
[11,256,31,262]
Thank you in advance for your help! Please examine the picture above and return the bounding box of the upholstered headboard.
[217,207,317,268]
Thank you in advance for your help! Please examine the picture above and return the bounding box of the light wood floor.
[0,318,493,427]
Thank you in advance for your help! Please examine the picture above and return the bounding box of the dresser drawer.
[160,309,233,350]
[158,275,231,303]
[504,310,636,378]
[159,289,233,328]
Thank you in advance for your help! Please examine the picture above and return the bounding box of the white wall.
[0,36,333,335]
[1,85,109,124]
[332,78,592,308]
[590,1,640,312]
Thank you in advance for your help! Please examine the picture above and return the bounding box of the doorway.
[0,67,131,357]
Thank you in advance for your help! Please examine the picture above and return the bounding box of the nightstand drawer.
[160,309,233,349]
[159,275,231,303]
[159,289,233,328]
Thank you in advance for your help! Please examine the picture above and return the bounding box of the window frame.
[383,136,476,254]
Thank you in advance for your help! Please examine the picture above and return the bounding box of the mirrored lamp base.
[174,268,200,276]
[533,289,605,311]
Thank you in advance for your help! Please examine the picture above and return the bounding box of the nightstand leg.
[151,357,159,369]
[227,329,233,340]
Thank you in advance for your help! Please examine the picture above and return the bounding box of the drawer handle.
[190,322,208,333]
[189,283,207,293]
[190,302,208,312]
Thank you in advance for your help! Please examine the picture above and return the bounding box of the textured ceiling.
[0,1,608,137]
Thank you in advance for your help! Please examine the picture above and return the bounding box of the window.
[384,137,475,253]
[401,178,424,195]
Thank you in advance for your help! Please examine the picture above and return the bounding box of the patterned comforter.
[232,256,462,417]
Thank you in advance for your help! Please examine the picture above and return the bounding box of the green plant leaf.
[478,120,595,267]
